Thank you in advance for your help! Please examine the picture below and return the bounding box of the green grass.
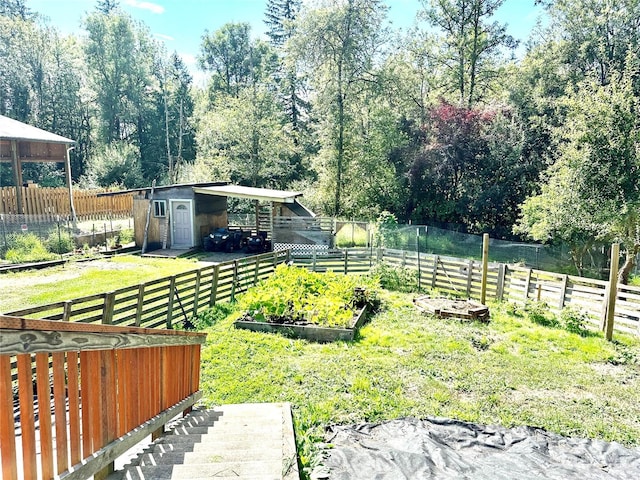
[198,292,640,477]
[0,255,199,313]
[335,224,369,247]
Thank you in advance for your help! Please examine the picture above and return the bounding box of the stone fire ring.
[413,296,490,322]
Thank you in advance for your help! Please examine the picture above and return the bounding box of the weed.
[559,306,590,336]
[46,230,75,254]
[3,233,55,263]
[190,302,236,330]
[370,263,419,293]
[523,300,558,327]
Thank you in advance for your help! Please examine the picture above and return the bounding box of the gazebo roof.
[193,185,303,204]
[0,115,74,144]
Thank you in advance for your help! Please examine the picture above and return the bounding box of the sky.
[27,0,545,84]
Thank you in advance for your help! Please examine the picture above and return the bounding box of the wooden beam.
[10,140,23,214]
[1,326,206,355]
[0,315,206,338]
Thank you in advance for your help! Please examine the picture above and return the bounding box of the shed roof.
[193,185,303,204]
[0,115,74,144]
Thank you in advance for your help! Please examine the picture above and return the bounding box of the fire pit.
[414,296,490,322]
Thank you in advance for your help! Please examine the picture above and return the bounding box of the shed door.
[171,201,193,248]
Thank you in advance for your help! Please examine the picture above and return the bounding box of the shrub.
[559,306,590,336]
[370,263,419,293]
[118,228,134,244]
[46,230,75,254]
[190,302,236,330]
[3,233,56,263]
[523,301,558,328]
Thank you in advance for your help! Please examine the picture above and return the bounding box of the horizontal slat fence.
[0,187,133,220]
[291,247,640,337]
[4,250,290,327]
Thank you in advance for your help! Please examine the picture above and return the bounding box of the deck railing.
[0,316,206,480]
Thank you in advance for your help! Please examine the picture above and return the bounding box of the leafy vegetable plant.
[237,264,379,328]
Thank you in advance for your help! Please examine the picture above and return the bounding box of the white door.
[171,200,193,248]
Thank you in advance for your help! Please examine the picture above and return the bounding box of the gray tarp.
[311,417,640,480]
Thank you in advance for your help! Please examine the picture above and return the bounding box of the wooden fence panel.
[0,187,133,219]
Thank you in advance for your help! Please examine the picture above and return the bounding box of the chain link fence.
[375,224,624,280]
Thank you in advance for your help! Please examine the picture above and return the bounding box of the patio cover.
[193,184,303,204]
[0,115,75,216]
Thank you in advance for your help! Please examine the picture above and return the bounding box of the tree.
[540,0,640,87]
[199,22,277,99]
[516,73,640,282]
[96,0,119,15]
[423,0,517,106]
[0,0,31,19]
[194,86,301,189]
[265,0,301,47]
[290,0,388,216]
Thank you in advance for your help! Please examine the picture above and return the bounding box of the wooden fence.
[293,248,640,336]
[0,316,205,480]
[4,250,291,326]
[0,187,133,220]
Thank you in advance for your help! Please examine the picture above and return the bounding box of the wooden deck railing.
[0,316,206,480]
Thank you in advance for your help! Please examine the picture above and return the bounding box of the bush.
[3,233,56,263]
[559,306,590,336]
[370,263,420,293]
[118,228,134,244]
[523,301,558,328]
[46,230,75,254]
[190,302,236,330]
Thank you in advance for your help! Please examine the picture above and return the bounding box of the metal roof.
[0,115,74,144]
[193,185,303,203]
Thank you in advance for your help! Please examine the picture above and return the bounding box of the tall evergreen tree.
[96,0,119,15]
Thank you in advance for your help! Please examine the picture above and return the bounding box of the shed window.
[153,200,166,218]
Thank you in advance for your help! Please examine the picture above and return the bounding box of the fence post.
[254,256,261,285]
[167,276,176,329]
[209,265,220,307]
[231,261,239,302]
[313,249,317,272]
[192,269,202,318]
[466,259,474,298]
[431,255,439,289]
[496,264,506,301]
[558,274,568,309]
[524,269,532,301]
[344,250,349,274]
[102,292,116,325]
[135,283,145,326]
[377,246,382,264]
[603,243,620,341]
[480,233,489,304]
[63,300,73,322]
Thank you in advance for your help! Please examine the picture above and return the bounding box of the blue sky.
[28,0,544,82]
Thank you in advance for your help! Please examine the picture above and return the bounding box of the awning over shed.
[193,185,303,204]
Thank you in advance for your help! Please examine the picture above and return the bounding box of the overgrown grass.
[198,292,640,477]
[335,224,369,247]
[0,255,199,313]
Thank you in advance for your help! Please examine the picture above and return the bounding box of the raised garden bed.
[232,265,378,342]
[234,303,369,342]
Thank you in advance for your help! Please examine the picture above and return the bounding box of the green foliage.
[559,306,590,336]
[373,211,398,247]
[369,263,419,293]
[237,264,379,328]
[335,223,369,247]
[46,230,75,254]
[117,228,134,244]
[523,301,557,328]
[80,143,145,189]
[2,233,56,263]
[191,302,236,330]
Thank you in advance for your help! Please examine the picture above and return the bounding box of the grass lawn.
[198,291,640,476]
[0,255,199,313]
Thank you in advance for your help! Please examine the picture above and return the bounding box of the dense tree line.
[2,0,640,278]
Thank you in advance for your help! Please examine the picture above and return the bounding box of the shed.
[129,183,330,251]
[0,115,75,216]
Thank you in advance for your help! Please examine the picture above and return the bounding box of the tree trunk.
[618,244,639,285]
